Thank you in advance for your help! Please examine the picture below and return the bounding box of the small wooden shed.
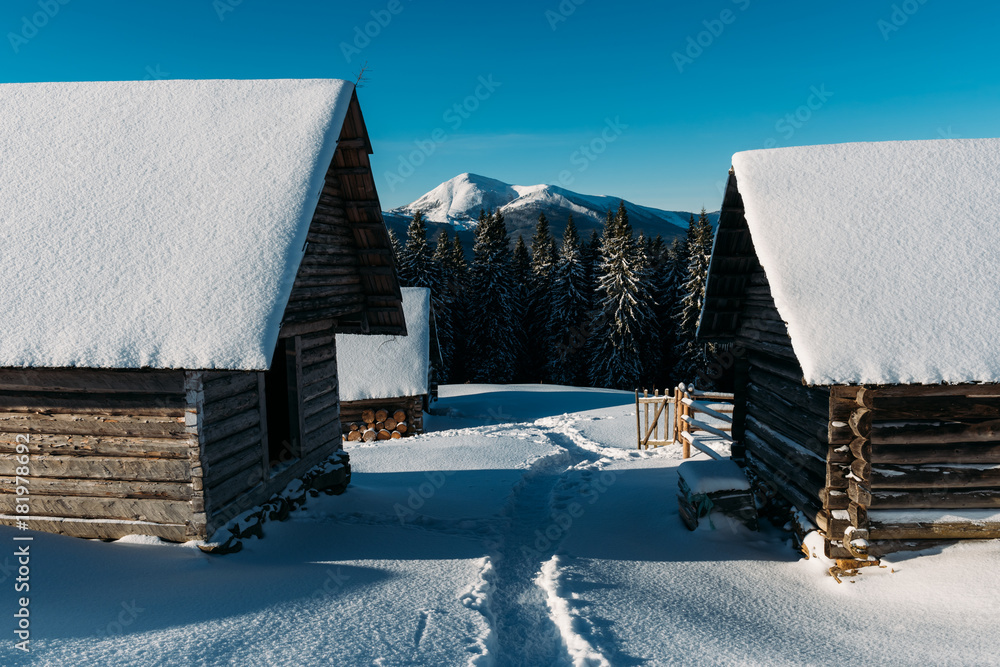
[336,287,434,437]
[0,79,405,542]
[699,139,1000,559]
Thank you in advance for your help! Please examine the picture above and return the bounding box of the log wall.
[0,369,202,541]
[829,383,1000,556]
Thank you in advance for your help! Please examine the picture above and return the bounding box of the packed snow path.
[5,384,1000,666]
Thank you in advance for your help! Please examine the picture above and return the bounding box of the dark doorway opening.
[264,337,300,467]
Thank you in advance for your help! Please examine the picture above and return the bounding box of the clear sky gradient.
[2,0,998,212]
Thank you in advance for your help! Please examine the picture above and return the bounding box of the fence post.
[635,390,641,450]
[680,385,691,459]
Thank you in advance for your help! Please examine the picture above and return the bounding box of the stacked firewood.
[344,408,410,441]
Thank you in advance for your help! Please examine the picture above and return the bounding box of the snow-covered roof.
[0,78,355,370]
[336,287,431,402]
[731,138,1000,385]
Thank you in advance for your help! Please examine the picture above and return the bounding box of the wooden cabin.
[0,79,405,542]
[337,287,434,438]
[699,139,1000,559]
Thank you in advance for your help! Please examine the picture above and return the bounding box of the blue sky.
[2,0,998,212]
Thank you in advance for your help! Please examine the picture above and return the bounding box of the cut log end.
[393,410,407,423]
[390,431,402,439]
[395,422,408,434]
[375,409,389,423]
[346,430,362,442]
[361,409,376,423]
[361,428,377,442]
[376,429,391,440]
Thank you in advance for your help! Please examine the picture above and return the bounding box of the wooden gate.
[636,384,735,459]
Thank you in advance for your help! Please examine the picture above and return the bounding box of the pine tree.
[587,202,659,390]
[672,208,715,385]
[431,229,456,383]
[510,236,532,380]
[546,216,590,385]
[445,232,470,382]
[582,229,602,310]
[466,209,517,382]
[655,237,686,388]
[522,213,557,381]
[388,228,403,269]
[398,210,436,289]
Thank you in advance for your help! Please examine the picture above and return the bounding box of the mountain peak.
[383,174,719,254]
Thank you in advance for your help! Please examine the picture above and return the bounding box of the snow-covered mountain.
[383,173,718,248]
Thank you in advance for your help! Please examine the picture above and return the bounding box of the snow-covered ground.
[4,384,1000,666]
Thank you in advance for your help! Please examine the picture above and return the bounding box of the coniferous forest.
[392,202,718,392]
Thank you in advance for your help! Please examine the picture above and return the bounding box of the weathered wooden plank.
[869,514,1000,540]
[300,342,336,367]
[302,358,337,387]
[871,396,1000,420]
[203,388,260,423]
[0,494,192,524]
[872,442,1000,465]
[0,455,190,481]
[0,432,192,459]
[201,409,260,446]
[861,487,1000,509]
[203,373,258,403]
[0,515,192,542]
[747,351,804,385]
[873,419,1000,445]
[744,416,825,476]
[745,392,829,455]
[747,366,829,418]
[0,391,185,416]
[305,405,340,436]
[203,426,263,467]
[204,445,263,486]
[0,412,188,439]
[872,384,1000,398]
[871,464,1000,489]
[303,388,340,419]
[744,431,826,501]
[0,476,193,500]
[0,369,186,395]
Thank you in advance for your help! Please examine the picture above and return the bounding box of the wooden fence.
[636,384,735,459]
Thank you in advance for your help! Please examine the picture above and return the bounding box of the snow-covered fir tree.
[672,208,715,384]
[388,228,403,269]
[523,213,557,381]
[546,215,590,385]
[510,235,532,380]
[431,229,456,383]
[466,209,518,382]
[445,232,470,381]
[587,202,659,390]
[397,210,436,289]
[654,237,686,388]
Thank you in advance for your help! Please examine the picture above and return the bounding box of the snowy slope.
[6,384,999,666]
[384,173,717,249]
